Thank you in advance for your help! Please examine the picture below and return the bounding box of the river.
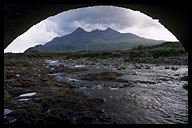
[45,58,188,124]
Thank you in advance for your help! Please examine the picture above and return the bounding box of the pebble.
[132,72,137,75]
[165,67,170,69]
[145,65,151,69]
[135,65,141,69]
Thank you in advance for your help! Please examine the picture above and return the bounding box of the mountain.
[24,45,53,53]
[24,27,165,53]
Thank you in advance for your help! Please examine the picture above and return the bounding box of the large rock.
[183,84,188,90]
[81,72,120,81]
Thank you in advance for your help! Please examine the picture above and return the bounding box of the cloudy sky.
[4,6,178,53]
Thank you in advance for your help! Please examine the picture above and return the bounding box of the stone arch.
[4,4,189,52]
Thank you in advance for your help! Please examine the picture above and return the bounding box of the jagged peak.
[35,44,44,47]
[104,27,119,33]
[105,27,113,31]
[74,27,85,32]
[91,29,102,32]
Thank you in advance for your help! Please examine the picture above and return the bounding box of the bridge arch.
[4,4,188,51]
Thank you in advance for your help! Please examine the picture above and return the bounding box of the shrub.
[4,59,30,67]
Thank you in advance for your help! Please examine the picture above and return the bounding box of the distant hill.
[24,45,53,53]
[24,27,165,53]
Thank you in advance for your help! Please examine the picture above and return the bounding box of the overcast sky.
[4,6,178,53]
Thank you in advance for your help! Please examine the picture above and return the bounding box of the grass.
[128,42,186,58]
[4,42,187,63]
[4,59,31,67]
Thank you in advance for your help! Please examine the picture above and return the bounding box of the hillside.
[24,45,53,53]
[25,27,165,53]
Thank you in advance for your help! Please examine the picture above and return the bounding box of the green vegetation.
[128,42,186,58]
[4,53,31,67]
[4,42,187,64]
[4,59,31,67]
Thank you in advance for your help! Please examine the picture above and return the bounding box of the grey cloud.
[5,6,177,53]
[47,6,139,35]
[45,5,167,39]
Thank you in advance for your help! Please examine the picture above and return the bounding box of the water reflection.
[45,59,188,124]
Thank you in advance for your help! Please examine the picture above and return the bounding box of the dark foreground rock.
[47,64,89,74]
[81,72,121,81]
[4,59,111,124]
[180,76,188,81]
[183,84,188,90]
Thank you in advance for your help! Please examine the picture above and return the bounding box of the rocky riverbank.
[4,59,111,124]
[4,49,188,124]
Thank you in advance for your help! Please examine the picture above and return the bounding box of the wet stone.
[171,67,178,70]
[123,84,135,87]
[165,67,170,69]
[81,72,120,81]
[131,72,137,75]
[145,65,151,69]
[180,76,188,81]
[8,80,15,86]
[183,84,188,90]
[139,81,156,84]
[134,65,141,69]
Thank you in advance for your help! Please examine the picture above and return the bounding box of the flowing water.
[45,59,188,124]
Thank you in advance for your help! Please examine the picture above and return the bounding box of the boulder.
[81,72,120,81]
[171,67,178,70]
[180,76,188,81]
[183,84,188,90]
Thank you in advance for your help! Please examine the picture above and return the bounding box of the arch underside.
[4,4,189,52]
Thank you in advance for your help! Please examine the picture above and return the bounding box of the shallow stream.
[45,59,188,124]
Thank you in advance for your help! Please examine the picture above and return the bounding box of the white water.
[18,92,37,97]
[45,59,188,124]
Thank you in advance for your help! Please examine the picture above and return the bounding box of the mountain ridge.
[24,27,165,53]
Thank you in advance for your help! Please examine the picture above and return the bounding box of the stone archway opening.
[4,4,188,52]
[4,4,188,124]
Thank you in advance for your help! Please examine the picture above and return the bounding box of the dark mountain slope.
[25,27,165,53]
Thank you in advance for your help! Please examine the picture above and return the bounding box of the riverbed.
[45,58,188,124]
